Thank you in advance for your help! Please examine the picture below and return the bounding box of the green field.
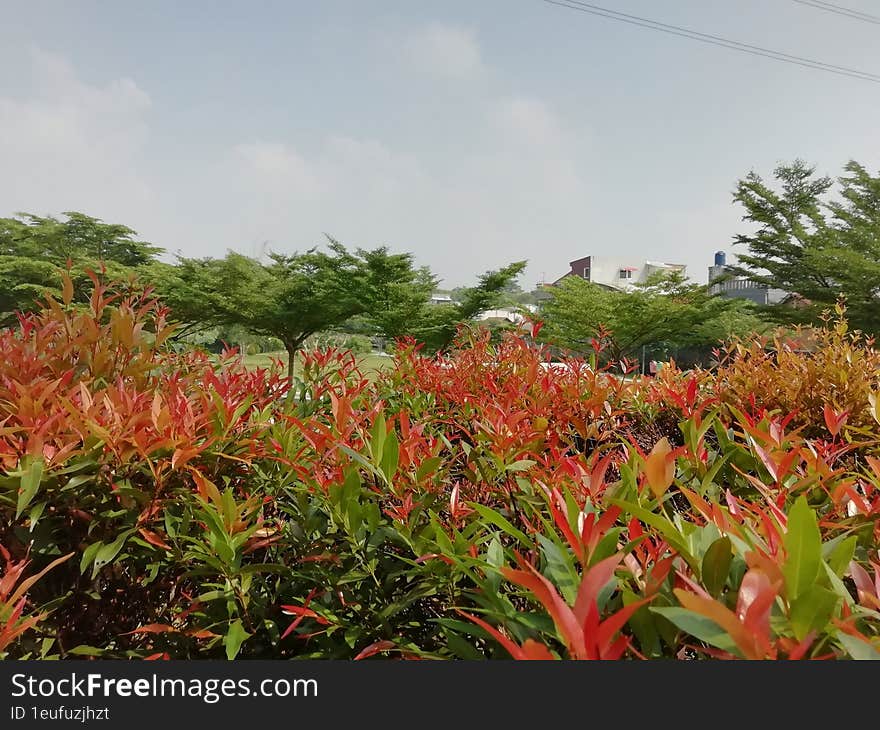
[240,350,395,376]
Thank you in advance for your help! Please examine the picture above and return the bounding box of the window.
[619,269,632,279]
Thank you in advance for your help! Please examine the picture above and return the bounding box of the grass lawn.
[240,350,395,377]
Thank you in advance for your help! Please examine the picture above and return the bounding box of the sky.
[1,0,879,288]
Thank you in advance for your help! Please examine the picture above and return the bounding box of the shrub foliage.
[1,277,879,660]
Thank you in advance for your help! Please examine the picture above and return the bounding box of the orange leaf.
[61,272,74,306]
[138,528,171,552]
[457,610,552,660]
[674,588,761,659]
[735,569,778,645]
[644,437,675,499]
[124,623,177,635]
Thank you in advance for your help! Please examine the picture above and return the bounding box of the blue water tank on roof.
[714,251,726,267]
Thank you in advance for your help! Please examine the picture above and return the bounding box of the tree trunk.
[284,341,298,382]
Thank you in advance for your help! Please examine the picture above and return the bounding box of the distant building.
[475,305,538,324]
[708,251,788,305]
[549,255,686,291]
[428,293,454,306]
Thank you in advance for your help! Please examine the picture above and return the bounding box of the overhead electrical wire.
[792,0,880,26]
[541,0,880,84]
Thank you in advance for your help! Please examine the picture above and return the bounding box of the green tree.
[732,159,880,333]
[159,242,526,370]
[356,247,437,342]
[157,242,368,380]
[413,261,528,351]
[539,271,765,364]
[0,212,162,323]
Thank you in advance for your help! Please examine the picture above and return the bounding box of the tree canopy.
[732,159,880,334]
[0,212,162,324]
[157,238,525,377]
[409,261,528,351]
[539,271,766,366]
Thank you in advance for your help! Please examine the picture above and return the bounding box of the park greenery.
[1,157,880,660]
[732,159,880,334]
[537,270,767,365]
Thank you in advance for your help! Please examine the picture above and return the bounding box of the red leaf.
[823,405,848,438]
[573,553,623,626]
[353,640,396,660]
[735,570,778,647]
[503,558,584,659]
[456,609,534,660]
[596,600,647,659]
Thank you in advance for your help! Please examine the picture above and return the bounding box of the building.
[708,251,788,305]
[474,305,538,324]
[428,293,454,306]
[549,255,686,291]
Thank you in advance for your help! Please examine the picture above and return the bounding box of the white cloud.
[0,48,154,220]
[493,96,567,148]
[224,93,591,286]
[0,47,592,289]
[234,142,325,199]
[403,23,486,79]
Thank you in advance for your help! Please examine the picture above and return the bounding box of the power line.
[544,0,880,80]
[541,0,880,83]
[792,0,880,25]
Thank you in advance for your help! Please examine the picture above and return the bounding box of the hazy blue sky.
[2,0,879,287]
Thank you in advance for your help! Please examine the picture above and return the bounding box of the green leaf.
[701,537,733,598]
[79,541,103,574]
[64,474,95,491]
[486,536,504,569]
[415,456,443,481]
[590,528,625,566]
[623,589,661,658]
[28,501,47,531]
[66,645,106,656]
[822,561,855,609]
[836,632,880,660]
[443,628,485,660]
[825,535,857,578]
[537,535,578,604]
[337,444,381,478]
[223,619,250,660]
[790,586,839,641]
[91,529,134,579]
[505,459,536,473]
[370,410,386,464]
[782,496,821,602]
[380,429,399,484]
[608,498,697,570]
[196,589,232,603]
[699,449,732,494]
[468,503,531,547]
[16,458,44,519]
[651,606,740,655]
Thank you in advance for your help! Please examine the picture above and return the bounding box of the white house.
[474,305,538,324]
[551,255,686,291]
